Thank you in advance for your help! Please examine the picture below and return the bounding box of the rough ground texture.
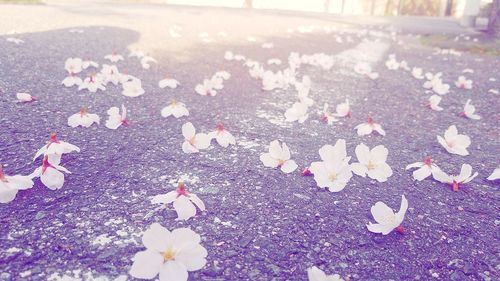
[0,1,499,281]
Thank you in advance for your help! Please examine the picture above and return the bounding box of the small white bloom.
[309,140,352,192]
[104,52,124,62]
[351,143,393,182]
[224,51,234,61]
[0,165,34,204]
[128,49,145,59]
[437,125,471,156]
[455,76,472,89]
[267,58,282,65]
[158,78,180,89]
[105,105,129,129]
[412,67,424,79]
[181,122,210,153]
[428,95,443,111]
[64,58,83,74]
[6,37,24,44]
[487,167,500,181]
[101,64,121,85]
[405,156,440,181]
[208,123,236,148]
[141,56,157,69]
[319,103,338,125]
[82,59,99,69]
[367,195,408,235]
[214,71,231,80]
[62,74,83,87]
[354,117,385,136]
[285,102,309,123]
[260,140,298,173]
[129,223,207,281]
[78,75,106,92]
[151,182,205,221]
[122,78,145,97]
[307,266,344,281]
[16,93,36,103]
[161,100,189,118]
[67,107,100,128]
[195,79,217,96]
[32,155,71,190]
[432,164,478,191]
[460,99,480,120]
[385,57,399,70]
[332,99,351,118]
[33,133,80,162]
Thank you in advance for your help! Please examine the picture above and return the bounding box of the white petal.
[129,250,164,279]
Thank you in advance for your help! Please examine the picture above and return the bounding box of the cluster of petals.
[309,140,352,192]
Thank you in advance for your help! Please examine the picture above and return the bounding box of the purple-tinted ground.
[0,2,499,281]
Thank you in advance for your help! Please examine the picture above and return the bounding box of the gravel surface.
[0,2,499,281]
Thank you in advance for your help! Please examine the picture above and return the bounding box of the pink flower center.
[452,180,459,192]
[0,165,8,183]
[216,123,225,132]
[47,133,60,148]
[80,107,88,116]
[423,157,433,166]
[176,182,189,197]
[367,117,375,125]
[395,225,405,234]
[41,156,54,174]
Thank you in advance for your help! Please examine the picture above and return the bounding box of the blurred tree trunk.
[488,0,500,36]
[324,0,330,13]
[243,0,253,8]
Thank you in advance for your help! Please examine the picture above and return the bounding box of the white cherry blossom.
[208,123,236,148]
[332,99,351,118]
[82,59,99,69]
[6,37,23,44]
[455,75,472,89]
[412,67,424,79]
[32,155,71,190]
[405,156,440,181]
[101,64,121,85]
[195,79,217,96]
[62,74,83,87]
[260,140,298,173]
[307,266,344,281]
[351,143,393,182]
[460,99,480,120]
[141,55,157,69]
[68,107,100,128]
[285,102,309,123]
[181,122,210,153]
[34,133,80,161]
[487,167,500,181]
[319,103,337,125]
[309,140,352,192]
[161,100,189,118]
[432,164,478,191]
[0,165,34,204]
[355,117,385,136]
[104,52,124,62]
[367,195,408,235]
[151,182,205,221]
[122,78,145,97]
[105,105,129,129]
[158,78,180,89]
[78,74,106,92]
[427,95,443,111]
[16,93,36,103]
[129,223,207,281]
[437,125,471,156]
[64,58,83,74]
